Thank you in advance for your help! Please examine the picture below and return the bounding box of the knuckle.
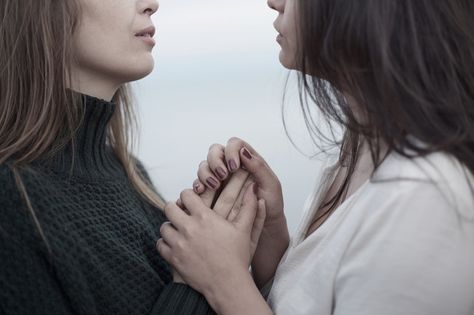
[273,178,283,192]
[220,195,234,207]
[183,224,195,236]
[182,189,194,199]
[209,143,224,151]
[157,243,164,254]
[196,210,208,222]
[175,239,186,251]
[227,137,244,147]
[179,190,186,202]
[228,136,241,143]
[170,255,181,266]
[159,223,168,235]
[180,189,193,201]
[164,202,175,216]
[253,157,265,167]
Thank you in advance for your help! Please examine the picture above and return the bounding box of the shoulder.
[0,164,40,246]
[336,153,474,313]
[347,151,474,256]
[0,164,20,201]
[370,151,474,218]
[131,156,153,185]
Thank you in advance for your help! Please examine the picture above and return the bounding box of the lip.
[135,26,156,46]
[273,21,283,42]
[273,21,281,34]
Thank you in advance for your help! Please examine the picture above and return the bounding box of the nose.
[267,0,284,13]
[140,0,159,16]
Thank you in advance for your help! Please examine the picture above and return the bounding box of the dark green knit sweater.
[0,95,215,315]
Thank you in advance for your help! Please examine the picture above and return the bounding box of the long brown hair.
[291,0,474,215]
[0,0,165,249]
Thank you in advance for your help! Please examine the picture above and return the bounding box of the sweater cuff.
[151,282,215,315]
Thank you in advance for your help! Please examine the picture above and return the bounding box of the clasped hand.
[157,138,288,301]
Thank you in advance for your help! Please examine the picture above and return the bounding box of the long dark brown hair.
[0,0,165,251]
[291,0,474,216]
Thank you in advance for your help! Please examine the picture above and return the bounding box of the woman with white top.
[156,0,474,314]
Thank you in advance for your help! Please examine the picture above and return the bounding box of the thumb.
[250,199,266,248]
[233,183,258,232]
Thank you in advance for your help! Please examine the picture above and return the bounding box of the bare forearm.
[251,216,290,288]
[204,270,274,315]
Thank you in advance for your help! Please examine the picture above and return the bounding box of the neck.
[37,94,123,179]
[69,67,121,101]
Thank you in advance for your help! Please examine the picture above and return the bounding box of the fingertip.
[239,147,258,172]
[205,177,220,190]
[227,158,239,173]
[156,238,163,249]
[214,167,228,181]
[241,147,253,160]
[193,180,205,194]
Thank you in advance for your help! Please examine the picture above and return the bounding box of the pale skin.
[157,139,288,315]
[71,0,280,309]
[156,0,377,313]
[71,0,159,100]
[158,136,375,314]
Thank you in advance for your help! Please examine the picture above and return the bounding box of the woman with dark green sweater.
[0,0,215,314]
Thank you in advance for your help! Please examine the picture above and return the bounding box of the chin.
[125,58,155,82]
[279,52,297,70]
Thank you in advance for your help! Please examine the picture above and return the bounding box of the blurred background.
[133,0,327,232]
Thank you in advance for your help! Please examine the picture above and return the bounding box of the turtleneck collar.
[40,94,125,179]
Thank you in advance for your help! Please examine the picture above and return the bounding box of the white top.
[267,151,474,315]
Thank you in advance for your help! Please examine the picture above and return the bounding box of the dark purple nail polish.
[228,159,237,172]
[206,177,218,189]
[216,167,227,180]
[242,147,252,160]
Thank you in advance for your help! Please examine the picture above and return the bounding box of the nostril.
[143,3,158,16]
[267,0,276,10]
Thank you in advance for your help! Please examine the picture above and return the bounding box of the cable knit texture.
[0,95,215,315]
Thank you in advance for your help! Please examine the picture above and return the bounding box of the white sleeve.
[333,182,474,315]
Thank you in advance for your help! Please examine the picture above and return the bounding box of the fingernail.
[193,183,201,193]
[228,159,237,172]
[206,177,219,189]
[215,167,227,180]
[242,147,252,160]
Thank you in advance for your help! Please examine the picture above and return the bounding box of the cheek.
[73,25,155,82]
[73,5,155,82]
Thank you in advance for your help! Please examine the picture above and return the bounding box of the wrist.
[172,270,186,284]
[251,219,289,289]
[262,215,289,244]
[203,268,255,314]
[264,210,287,228]
[203,270,271,315]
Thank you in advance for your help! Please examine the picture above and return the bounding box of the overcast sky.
[134,0,328,232]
